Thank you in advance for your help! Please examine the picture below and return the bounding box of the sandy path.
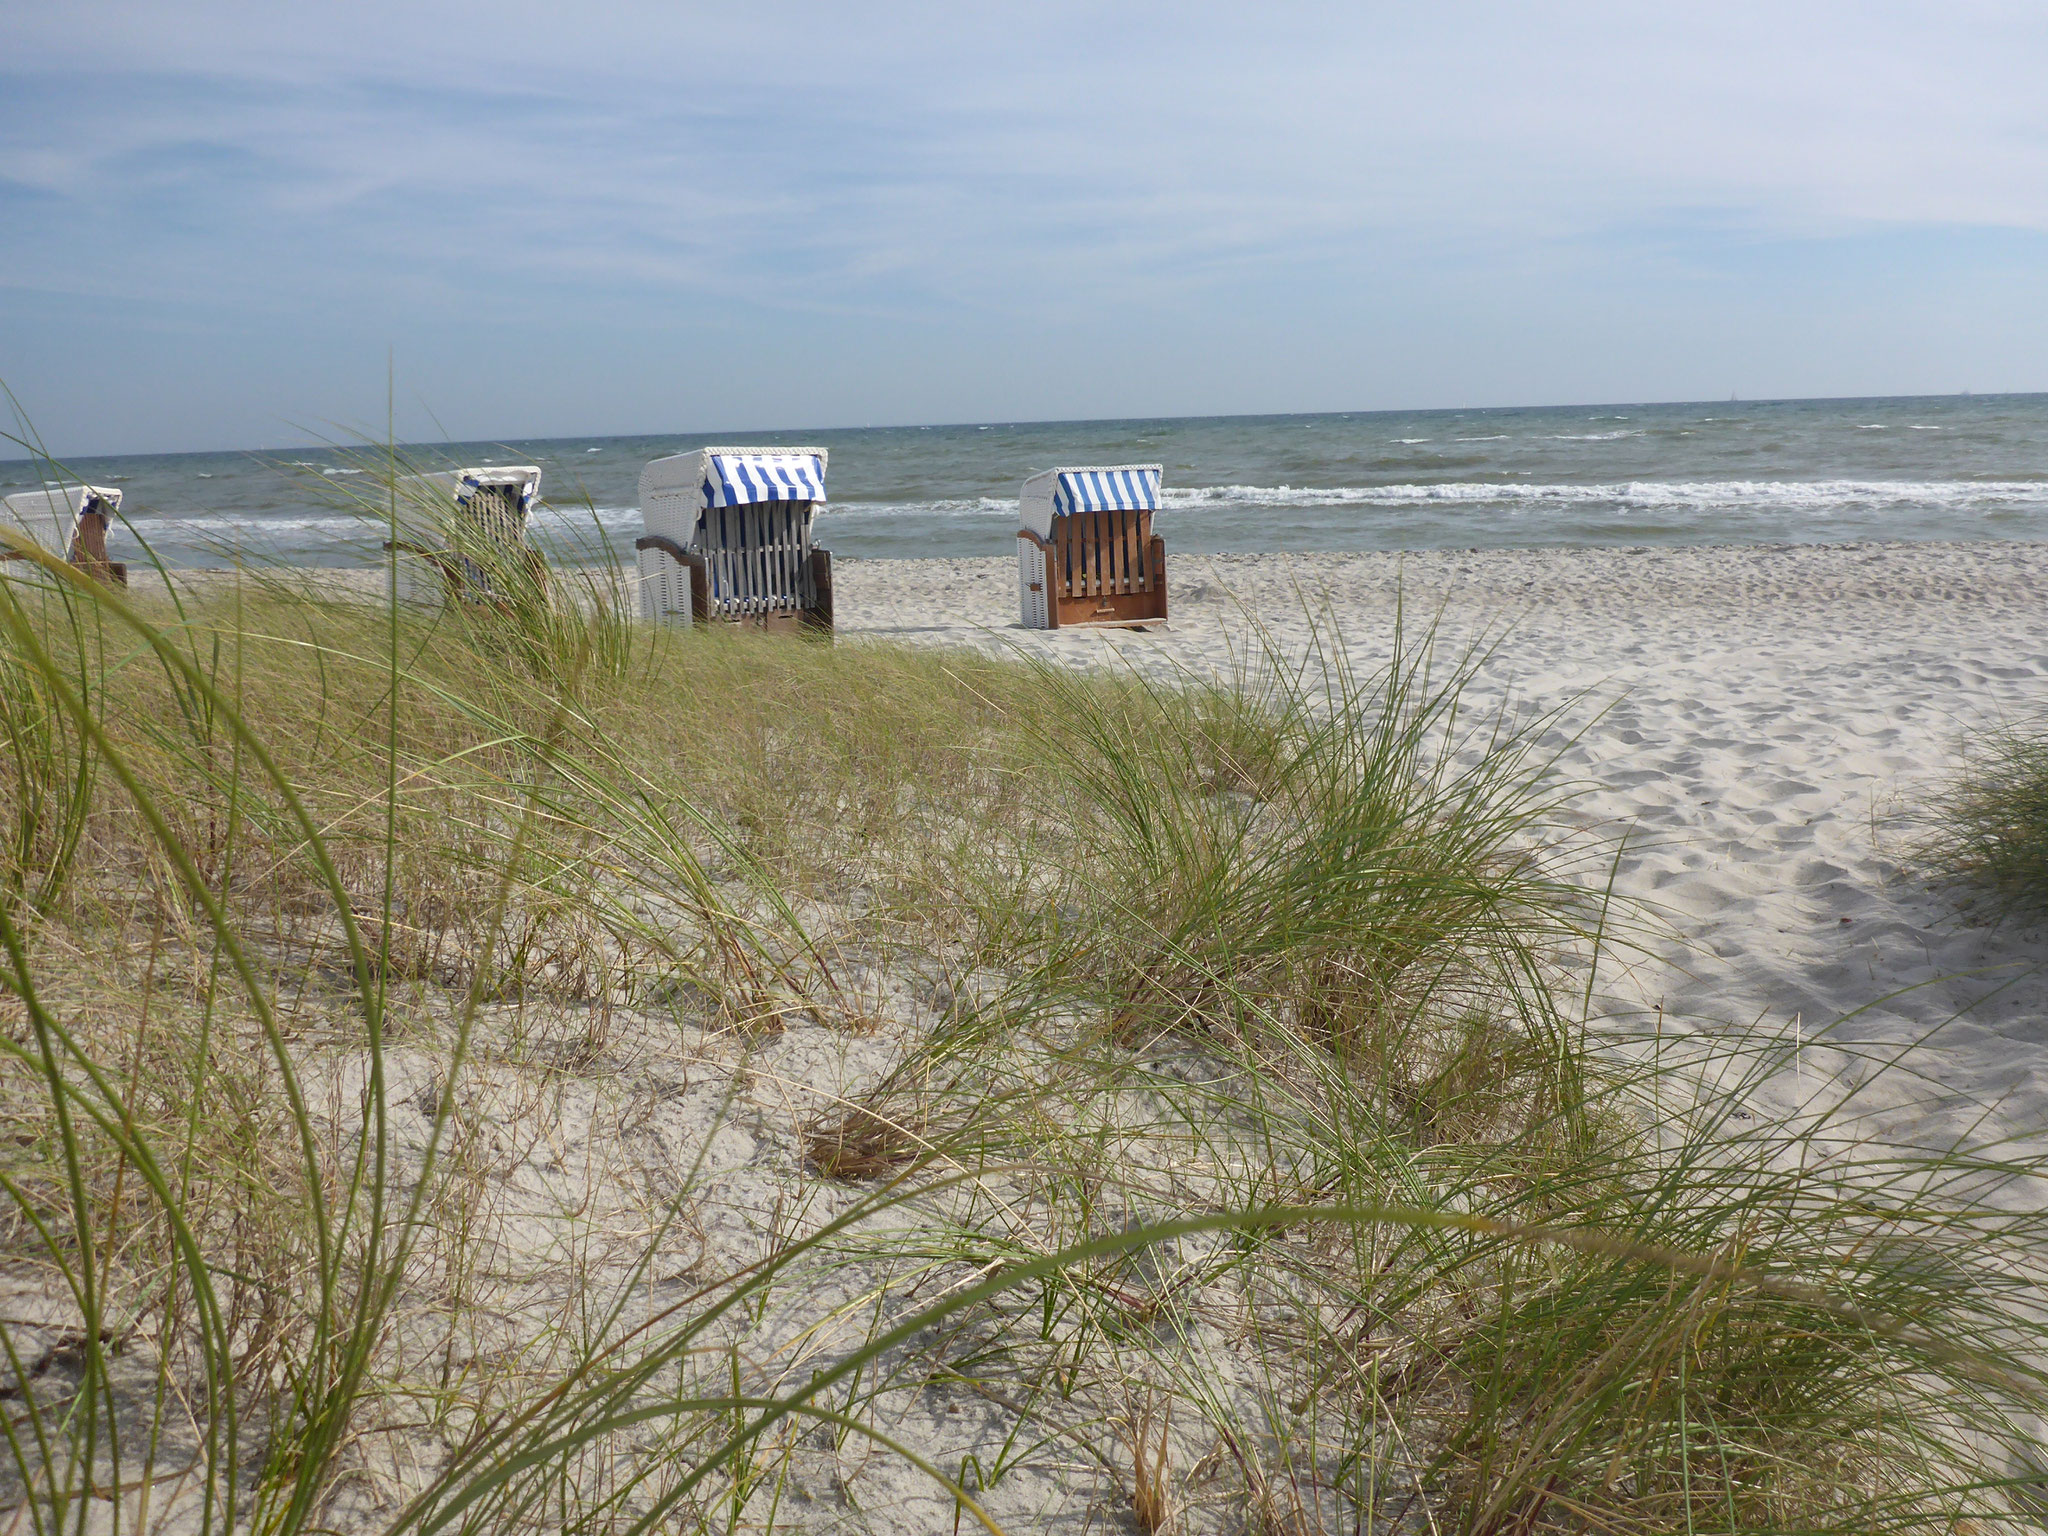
[836,541,2048,1154]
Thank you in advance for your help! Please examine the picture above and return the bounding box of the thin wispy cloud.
[4,1,2045,452]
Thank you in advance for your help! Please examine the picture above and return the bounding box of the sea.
[5,393,2046,569]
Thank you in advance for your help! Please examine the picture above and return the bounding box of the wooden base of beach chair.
[1020,521,1169,630]
[386,541,548,610]
[1054,573,1166,629]
[722,611,817,635]
[634,537,832,635]
[0,552,127,587]
[702,601,832,636]
[806,547,833,633]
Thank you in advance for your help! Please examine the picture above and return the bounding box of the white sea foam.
[1392,438,1431,444]
[818,496,1012,521]
[529,503,640,532]
[144,480,2048,550]
[1455,435,1509,441]
[800,480,2048,524]
[1549,430,1643,441]
[143,515,368,539]
[1151,479,2048,512]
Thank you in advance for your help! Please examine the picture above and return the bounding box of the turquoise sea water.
[5,394,2047,568]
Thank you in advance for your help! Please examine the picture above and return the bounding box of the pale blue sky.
[4,1,2046,455]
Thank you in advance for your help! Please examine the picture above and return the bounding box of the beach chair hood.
[392,466,540,548]
[702,450,827,508]
[639,448,829,514]
[1018,465,1162,541]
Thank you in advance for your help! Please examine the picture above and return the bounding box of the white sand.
[836,540,2048,1157]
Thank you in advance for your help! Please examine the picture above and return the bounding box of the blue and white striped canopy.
[456,472,538,515]
[1052,467,1161,517]
[705,452,827,508]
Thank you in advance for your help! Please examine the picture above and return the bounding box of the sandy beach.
[836,539,2048,1156]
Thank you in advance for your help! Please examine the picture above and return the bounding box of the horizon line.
[6,386,2042,467]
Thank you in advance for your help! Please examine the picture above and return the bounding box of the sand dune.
[837,540,2048,1158]
[72,538,2048,1526]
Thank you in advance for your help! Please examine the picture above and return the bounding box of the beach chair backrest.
[457,482,524,550]
[393,466,541,602]
[1017,465,1166,629]
[0,485,124,572]
[637,447,828,623]
[699,498,816,616]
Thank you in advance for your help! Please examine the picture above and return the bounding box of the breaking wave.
[817,496,1013,521]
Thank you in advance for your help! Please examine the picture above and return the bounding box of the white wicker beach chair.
[0,484,128,585]
[634,447,832,632]
[1016,464,1167,629]
[385,466,545,606]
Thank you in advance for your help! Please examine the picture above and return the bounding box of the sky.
[3,1,2047,456]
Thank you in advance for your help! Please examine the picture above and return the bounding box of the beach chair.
[0,485,128,585]
[386,466,546,607]
[634,447,832,632]
[1016,464,1167,629]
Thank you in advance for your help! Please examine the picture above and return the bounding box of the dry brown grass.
[1120,1389,1173,1533]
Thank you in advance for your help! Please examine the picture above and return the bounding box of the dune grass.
[0,476,2041,1533]
[1923,714,2048,920]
